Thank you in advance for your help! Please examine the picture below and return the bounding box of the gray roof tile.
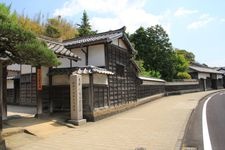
[189,65,223,74]
[40,38,81,61]
[49,66,114,75]
[63,26,129,48]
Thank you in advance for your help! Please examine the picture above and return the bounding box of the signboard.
[37,68,42,91]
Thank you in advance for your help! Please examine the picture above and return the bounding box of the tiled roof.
[40,38,81,61]
[189,65,223,74]
[64,27,125,47]
[63,26,135,52]
[49,66,114,75]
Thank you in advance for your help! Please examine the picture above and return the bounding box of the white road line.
[202,96,213,150]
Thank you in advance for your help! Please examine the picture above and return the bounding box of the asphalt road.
[183,91,225,150]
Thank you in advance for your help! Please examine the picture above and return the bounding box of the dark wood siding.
[19,74,37,106]
[137,85,165,99]
[93,85,108,108]
[52,85,70,111]
[107,44,137,106]
[6,89,14,104]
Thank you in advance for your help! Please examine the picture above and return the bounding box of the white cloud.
[174,7,198,17]
[53,0,170,33]
[187,14,214,30]
[220,18,225,23]
[54,0,146,17]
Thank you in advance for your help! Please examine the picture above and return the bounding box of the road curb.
[180,90,224,150]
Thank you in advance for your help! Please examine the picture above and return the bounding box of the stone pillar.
[68,73,86,126]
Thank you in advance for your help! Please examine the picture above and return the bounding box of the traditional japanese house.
[189,63,224,90]
[49,26,141,120]
[217,67,225,87]
[6,27,166,121]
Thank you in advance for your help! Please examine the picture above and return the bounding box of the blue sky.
[1,0,225,67]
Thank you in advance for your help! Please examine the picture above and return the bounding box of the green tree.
[175,54,189,73]
[174,53,191,79]
[130,25,176,81]
[44,17,79,40]
[0,3,59,148]
[175,48,195,63]
[0,4,59,66]
[17,14,44,36]
[77,10,96,37]
[135,60,161,78]
[44,18,61,38]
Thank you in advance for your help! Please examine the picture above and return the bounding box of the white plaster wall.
[21,65,36,74]
[88,44,105,66]
[7,80,14,89]
[217,74,223,79]
[112,39,128,50]
[41,66,49,86]
[71,48,86,67]
[142,80,165,85]
[166,81,199,86]
[7,64,20,71]
[119,39,127,49]
[112,39,118,45]
[56,58,71,68]
[52,75,70,85]
[93,74,108,85]
[82,74,89,84]
[198,73,210,79]
[52,74,89,85]
[21,65,31,74]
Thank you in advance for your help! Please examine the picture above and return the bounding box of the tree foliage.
[0,3,59,66]
[176,72,191,79]
[130,25,176,81]
[17,15,43,35]
[175,54,189,73]
[77,10,96,37]
[175,48,195,63]
[174,53,191,79]
[135,60,161,78]
[44,17,79,40]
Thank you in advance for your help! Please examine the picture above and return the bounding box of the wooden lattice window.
[116,64,125,77]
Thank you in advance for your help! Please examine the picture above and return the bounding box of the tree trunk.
[0,63,6,150]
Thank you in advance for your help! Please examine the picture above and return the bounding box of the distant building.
[217,67,225,88]
[188,62,224,90]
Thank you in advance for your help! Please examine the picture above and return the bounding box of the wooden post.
[86,47,88,65]
[89,74,94,111]
[36,66,43,116]
[49,67,53,113]
[0,63,6,150]
[203,79,207,91]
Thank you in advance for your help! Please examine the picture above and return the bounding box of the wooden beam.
[86,47,89,66]
[89,74,94,111]
[104,44,109,70]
